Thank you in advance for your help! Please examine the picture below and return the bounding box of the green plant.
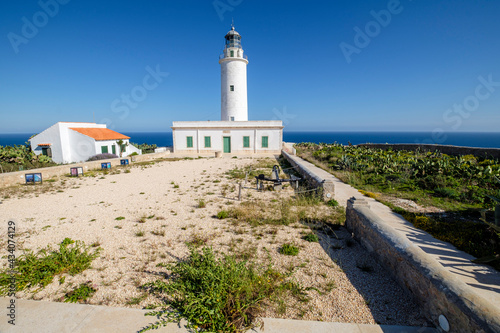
[0,238,100,294]
[326,199,339,207]
[302,233,319,242]
[140,247,300,332]
[217,210,229,219]
[279,243,299,256]
[135,230,145,237]
[198,199,206,208]
[116,139,129,158]
[126,293,148,305]
[64,281,97,303]
[115,216,125,221]
[130,142,157,154]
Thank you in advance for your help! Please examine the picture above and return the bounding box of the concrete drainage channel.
[282,150,500,333]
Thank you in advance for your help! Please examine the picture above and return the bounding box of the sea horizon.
[1,131,499,149]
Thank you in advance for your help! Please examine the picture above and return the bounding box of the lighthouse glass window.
[230,85,234,91]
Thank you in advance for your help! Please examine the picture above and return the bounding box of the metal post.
[238,183,242,201]
[495,205,500,226]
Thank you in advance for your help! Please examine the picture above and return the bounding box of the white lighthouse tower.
[171,26,283,155]
[219,25,248,121]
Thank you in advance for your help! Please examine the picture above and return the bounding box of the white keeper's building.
[171,26,283,154]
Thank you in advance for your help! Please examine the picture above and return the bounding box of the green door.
[223,137,231,153]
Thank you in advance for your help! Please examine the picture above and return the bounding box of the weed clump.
[302,233,319,242]
[217,210,229,219]
[64,281,97,303]
[197,199,206,208]
[326,199,339,207]
[141,247,298,332]
[0,238,100,294]
[280,243,299,256]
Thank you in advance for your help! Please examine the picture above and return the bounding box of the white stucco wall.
[94,139,141,157]
[30,123,64,163]
[171,121,283,154]
[67,130,97,163]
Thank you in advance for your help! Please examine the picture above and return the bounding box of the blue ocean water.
[2,131,499,149]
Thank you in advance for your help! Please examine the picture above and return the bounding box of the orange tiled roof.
[38,143,52,146]
[70,128,130,141]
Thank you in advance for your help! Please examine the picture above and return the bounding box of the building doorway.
[223,137,231,153]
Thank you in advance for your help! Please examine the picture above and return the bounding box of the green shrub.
[302,233,319,242]
[0,238,100,294]
[141,247,297,332]
[326,199,339,207]
[0,143,57,172]
[434,187,460,200]
[217,210,229,219]
[279,243,299,256]
[64,281,97,303]
[198,199,206,208]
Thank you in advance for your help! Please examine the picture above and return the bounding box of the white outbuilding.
[171,26,283,154]
[29,122,141,164]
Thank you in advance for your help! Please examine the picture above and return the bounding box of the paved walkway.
[0,298,437,333]
[285,153,500,310]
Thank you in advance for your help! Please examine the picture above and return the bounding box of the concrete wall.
[0,151,171,188]
[346,198,500,333]
[358,143,500,160]
[281,150,335,201]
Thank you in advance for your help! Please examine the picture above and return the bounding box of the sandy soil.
[0,156,428,326]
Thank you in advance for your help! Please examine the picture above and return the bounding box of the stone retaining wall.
[281,150,334,201]
[0,151,171,188]
[346,197,500,333]
[358,143,500,159]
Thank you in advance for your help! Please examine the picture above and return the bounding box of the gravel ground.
[0,156,428,326]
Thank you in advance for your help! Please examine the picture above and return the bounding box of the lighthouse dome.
[225,27,242,49]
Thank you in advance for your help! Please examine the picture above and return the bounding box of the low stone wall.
[281,150,334,201]
[358,143,500,159]
[0,151,171,188]
[346,197,500,333]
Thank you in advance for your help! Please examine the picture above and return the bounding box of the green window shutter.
[243,136,250,148]
[262,136,268,148]
[112,145,116,154]
[42,148,48,156]
[187,136,193,148]
[101,146,108,154]
[204,136,211,148]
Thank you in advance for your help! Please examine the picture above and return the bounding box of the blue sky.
[1,0,499,134]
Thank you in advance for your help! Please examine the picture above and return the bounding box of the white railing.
[219,54,248,60]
